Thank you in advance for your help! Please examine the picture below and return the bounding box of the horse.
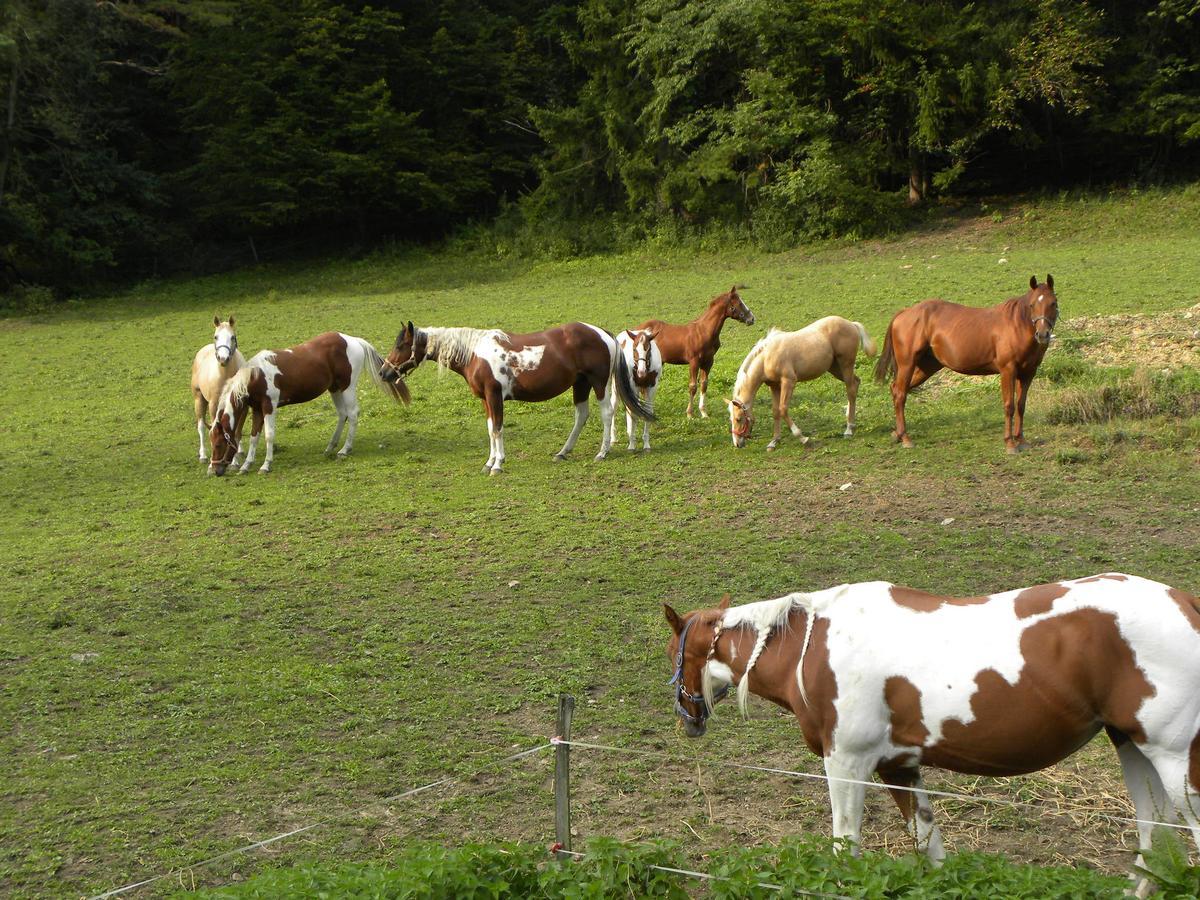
[634,286,755,419]
[379,321,654,475]
[725,317,875,450]
[609,329,662,451]
[208,332,408,475]
[190,315,246,462]
[874,275,1059,453]
[664,573,1200,897]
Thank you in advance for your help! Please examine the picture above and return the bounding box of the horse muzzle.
[742,311,756,325]
[1035,330,1053,346]
[682,718,706,738]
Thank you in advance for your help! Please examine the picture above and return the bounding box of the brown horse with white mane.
[874,275,1059,452]
[380,321,653,474]
[635,286,755,418]
[665,573,1200,896]
[209,332,408,475]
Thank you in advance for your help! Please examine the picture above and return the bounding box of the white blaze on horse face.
[214,324,236,365]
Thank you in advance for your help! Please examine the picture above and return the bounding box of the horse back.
[264,332,353,406]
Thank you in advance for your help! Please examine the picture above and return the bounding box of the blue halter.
[669,615,729,725]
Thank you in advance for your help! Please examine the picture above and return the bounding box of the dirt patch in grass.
[1066,306,1200,370]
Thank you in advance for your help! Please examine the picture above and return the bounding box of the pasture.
[2,190,1200,897]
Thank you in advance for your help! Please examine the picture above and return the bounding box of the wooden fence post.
[554,693,575,860]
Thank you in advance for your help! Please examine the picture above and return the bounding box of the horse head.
[1027,275,1058,345]
[725,397,754,448]
[724,286,755,326]
[207,373,250,476]
[631,329,655,380]
[213,314,238,365]
[664,596,733,737]
[381,321,426,383]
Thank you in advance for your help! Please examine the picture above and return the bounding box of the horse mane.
[217,364,255,414]
[423,327,502,370]
[733,329,782,397]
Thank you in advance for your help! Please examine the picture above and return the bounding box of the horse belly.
[921,719,1101,776]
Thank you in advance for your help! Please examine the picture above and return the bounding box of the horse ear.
[228,314,235,326]
[724,397,734,409]
[664,604,684,635]
[1046,274,1054,291]
[731,284,739,295]
[718,593,732,610]
[214,314,221,326]
[1029,275,1038,291]
[406,320,414,337]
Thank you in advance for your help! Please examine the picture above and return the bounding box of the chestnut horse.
[208,332,408,475]
[380,321,653,474]
[635,286,755,418]
[725,317,875,450]
[191,315,246,461]
[665,573,1200,896]
[874,275,1059,453]
[609,328,662,451]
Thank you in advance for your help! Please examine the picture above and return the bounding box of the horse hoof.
[594,452,608,462]
[900,438,915,450]
[700,412,710,419]
[1006,445,1020,455]
[843,432,853,439]
[199,454,208,462]
[799,436,810,445]
[336,451,349,460]
[258,466,271,475]
[553,453,565,462]
[766,443,777,452]
[488,468,501,477]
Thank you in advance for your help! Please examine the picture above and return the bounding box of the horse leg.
[325,391,347,456]
[625,400,636,451]
[1109,732,1175,897]
[594,376,614,461]
[685,360,699,419]
[239,410,263,474]
[779,378,809,445]
[1000,367,1019,454]
[839,358,860,438]
[766,383,784,451]
[698,367,711,418]
[259,410,276,474]
[554,378,590,461]
[1140,750,1200,860]
[892,350,940,448]
[880,767,945,864]
[824,753,872,855]
[194,392,209,460]
[337,391,360,458]
[641,384,655,451]
[1014,373,1033,451]
[485,388,506,474]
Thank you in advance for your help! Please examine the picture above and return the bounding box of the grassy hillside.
[2,188,1199,897]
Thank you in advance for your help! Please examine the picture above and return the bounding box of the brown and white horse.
[380,322,653,474]
[665,574,1200,895]
[191,315,246,461]
[208,332,408,475]
[609,329,662,451]
[726,317,875,450]
[635,286,755,419]
[874,275,1059,453]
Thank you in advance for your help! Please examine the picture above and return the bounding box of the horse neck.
[716,611,806,710]
[697,299,731,338]
[422,328,474,375]
[1006,295,1037,341]
[732,354,765,405]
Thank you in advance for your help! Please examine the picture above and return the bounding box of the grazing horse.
[874,275,1059,453]
[191,315,246,461]
[380,321,654,474]
[609,329,662,451]
[664,573,1200,897]
[726,317,875,450]
[635,286,755,419]
[208,332,408,475]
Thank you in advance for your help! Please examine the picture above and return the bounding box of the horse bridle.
[730,399,753,439]
[215,333,237,358]
[669,615,729,726]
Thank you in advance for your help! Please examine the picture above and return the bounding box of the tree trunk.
[0,56,18,205]
[907,149,926,206]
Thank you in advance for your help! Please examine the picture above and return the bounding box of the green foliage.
[1134,827,1200,898]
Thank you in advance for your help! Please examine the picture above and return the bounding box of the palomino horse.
[665,573,1200,896]
[874,275,1059,452]
[725,317,875,450]
[191,315,246,461]
[635,286,755,418]
[208,332,408,475]
[609,329,662,451]
[380,321,654,474]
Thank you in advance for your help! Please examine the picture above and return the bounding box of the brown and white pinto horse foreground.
[380,321,654,474]
[208,332,408,475]
[191,315,246,462]
[665,574,1200,895]
[874,275,1059,453]
[635,286,755,419]
[726,317,875,450]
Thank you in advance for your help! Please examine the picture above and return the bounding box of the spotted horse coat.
[664,573,1200,897]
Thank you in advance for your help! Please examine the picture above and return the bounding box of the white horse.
[191,315,246,461]
[609,329,662,451]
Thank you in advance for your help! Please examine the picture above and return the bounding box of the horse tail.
[360,340,411,406]
[873,320,896,385]
[852,321,877,358]
[612,343,656,422]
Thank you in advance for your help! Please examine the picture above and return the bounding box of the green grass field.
[2,188,1199,897]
